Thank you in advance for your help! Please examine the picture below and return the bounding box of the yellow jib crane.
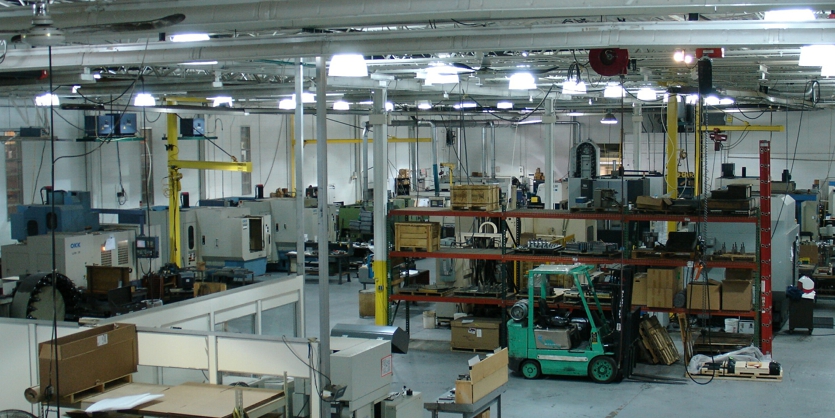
[165,98,252,266]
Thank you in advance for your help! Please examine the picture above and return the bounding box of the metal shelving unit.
[387,144,771,351]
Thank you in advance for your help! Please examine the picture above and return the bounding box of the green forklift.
[507,264,640,383]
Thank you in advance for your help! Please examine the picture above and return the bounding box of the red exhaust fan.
[589,48,629,76]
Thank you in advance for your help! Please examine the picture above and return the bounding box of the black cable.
[48,44,62,418]
[76,79,137,105]
[264,116,286,186]
[116,142,127,205]
[180,115,238,161]
[30,142,47,204]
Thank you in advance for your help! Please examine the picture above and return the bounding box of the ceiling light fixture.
[170,33,210,42]
[496,101,513,109]
[600,111,618,125]
[278,99,295,110]
[34,92,59,107]
[453,102,477,109]
[566,111,585,117]
[704,95,735,106]
[673,50,685,62]
[210,96,233,107]
[637,87,657,101]
[385,102,394,111]
[509,72,537,90]
[133,93,156,107]
[763,9,815,22]
[182,60,218,66]
[603,84,626,98]
[799,45,835,67]
[333,100,350,110]
[328,54,369,77]
[417,100,433,110]
[423,64,461,85]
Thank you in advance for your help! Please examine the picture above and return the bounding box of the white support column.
[372,89,389,325]
[544,99,556,210]
[633,103,643,171]
[315,56,331,418]
[294,58,306,291]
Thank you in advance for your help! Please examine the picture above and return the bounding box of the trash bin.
[788,298,814,335]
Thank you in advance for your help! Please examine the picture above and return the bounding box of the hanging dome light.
[600,111,618,125]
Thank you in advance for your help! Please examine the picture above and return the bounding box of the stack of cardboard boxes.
[646,268,682,308]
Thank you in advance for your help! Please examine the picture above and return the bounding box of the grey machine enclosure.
[330,323,409,354]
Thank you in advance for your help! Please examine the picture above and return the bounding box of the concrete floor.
[295,270,835,418]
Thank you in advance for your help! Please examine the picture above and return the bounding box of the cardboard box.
[687,280,721,311]
[725,268,753,282]
[738,320,755,334]
[39,323,138,397]
[647,288,674,309]
[799,244,819,265]
[632,273,648,306]
[722,279,753,311]
[636,196,672,210]
[647,268,683,292]
[455,348,508,404]
[451,317,501,351]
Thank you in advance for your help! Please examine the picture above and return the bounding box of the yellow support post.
[373,260,388,325]
[167,110,182,266]
[695,102,700,197]
[666,95,679,234]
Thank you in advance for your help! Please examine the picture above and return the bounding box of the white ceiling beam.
[0,0,832,34]
[3,20,835,72]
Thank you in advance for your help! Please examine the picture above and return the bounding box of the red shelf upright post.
[759,140,773,355]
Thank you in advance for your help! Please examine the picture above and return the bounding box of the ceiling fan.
[0,1,185,47]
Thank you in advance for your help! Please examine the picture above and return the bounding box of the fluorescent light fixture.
[823,65,835,77]
[289,92,315,103]
[170,33,210,42]
[509,72,537,90]
[453,102,477,109]
[705,95,735,106]
[423,64,460,85]
[278,99,295,109]
[333,100,350,110]
[210,96,233,107]
[683,54,693,64]
[71,85,81,94]
[637,87,657,101]
[799,45,835,66]
[385,102,394,111]
[673,50,684,62]
[600,111,618,125]
[764,9,815,22]
[566,111,585,117]
[182,60,218,66]
[328,54,369,77]
[516,118,542,125]
[685,94,700,105]
[496,101,513,109]
[34,92,59,107]
[417,100,433,110]
[133,93,156,107]
[561,79,586,95]
[603,84,625,98]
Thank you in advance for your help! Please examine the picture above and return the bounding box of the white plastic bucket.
[725,318,740,333]
[423,310,436,329]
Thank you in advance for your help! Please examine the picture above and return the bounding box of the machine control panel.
[135,235,159,258]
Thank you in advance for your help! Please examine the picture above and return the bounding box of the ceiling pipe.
[5,21,835,71]
[2,0,829,35]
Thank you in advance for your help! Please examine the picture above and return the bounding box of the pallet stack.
[638,315,680,365]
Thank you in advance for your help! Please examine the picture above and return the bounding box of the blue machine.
[11,190,100,241]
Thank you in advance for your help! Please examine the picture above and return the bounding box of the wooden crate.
[395,222,441,252]
[451,185,500,210]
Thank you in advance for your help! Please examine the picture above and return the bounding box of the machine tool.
[195,209,272,275]
[11,189,100,241]
[507,264,639,383]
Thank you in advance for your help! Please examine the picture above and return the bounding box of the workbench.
[423,385,504,418]
[80,382,286,418]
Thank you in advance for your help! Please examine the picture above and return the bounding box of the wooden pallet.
[397,285,454,296]
[692,367,783,382]
[451,347,497,353]
[639,315,680,365]
[709,253,756,262]
[451,203,500,211]
[632,249,696,260]
[63,374,133,403]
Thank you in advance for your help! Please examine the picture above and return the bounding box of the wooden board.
[83,382,284,418]
[639,315,680,365]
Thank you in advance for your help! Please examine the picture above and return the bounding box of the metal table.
[423,385,504,418]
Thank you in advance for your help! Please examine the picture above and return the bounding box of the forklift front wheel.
[520,360,542,379]
[588,356,617,384]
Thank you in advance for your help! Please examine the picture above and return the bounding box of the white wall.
[3,102,833,252]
